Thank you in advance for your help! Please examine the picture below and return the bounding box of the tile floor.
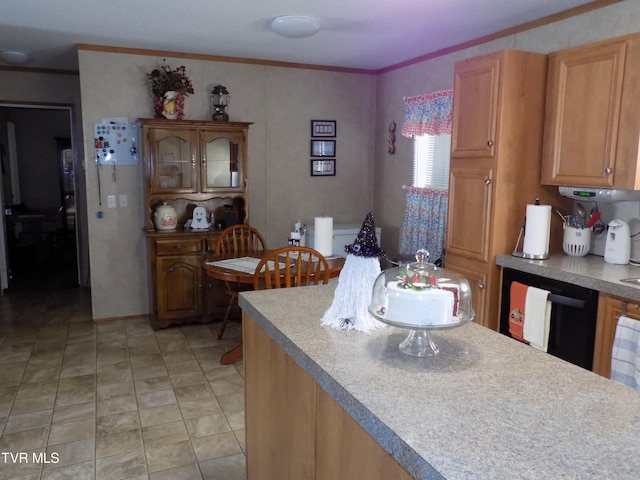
[0,288,247,480]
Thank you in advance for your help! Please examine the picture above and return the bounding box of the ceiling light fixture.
[271,15,320,38]
[0,50,33,66]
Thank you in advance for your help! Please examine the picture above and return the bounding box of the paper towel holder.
[512,198,549,260]
[512,224,549,260]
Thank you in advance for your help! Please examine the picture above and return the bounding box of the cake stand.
[369,249,475,357]
[368,308,474,357]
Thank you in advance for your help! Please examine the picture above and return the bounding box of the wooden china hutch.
[139,118,252,330]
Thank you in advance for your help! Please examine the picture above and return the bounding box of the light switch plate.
[119,194,127,208]
[107,195,116,208]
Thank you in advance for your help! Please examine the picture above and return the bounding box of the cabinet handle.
[173,244,185,250]
[604,166,613,175]
[484,178,491,185]
[478,283,485,290]
[198,284,203,289]
[192,154,196,170]
[487,140,494,147]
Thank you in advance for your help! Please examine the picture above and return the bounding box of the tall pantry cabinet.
[446,49,567,330]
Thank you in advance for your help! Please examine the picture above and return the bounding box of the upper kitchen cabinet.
[450,54,500,158]
[541,33,640,189]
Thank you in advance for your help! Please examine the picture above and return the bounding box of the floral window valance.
[401,89,454,138]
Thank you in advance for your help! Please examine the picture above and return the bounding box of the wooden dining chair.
[214,224,267,339]
[253,246,330,290]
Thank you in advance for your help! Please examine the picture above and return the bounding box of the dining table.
[204,250,345,364]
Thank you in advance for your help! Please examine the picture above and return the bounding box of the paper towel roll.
[314,216,333,257]
[231,171,239,187]
[523,204,551,257]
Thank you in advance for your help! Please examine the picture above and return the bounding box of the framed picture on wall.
[310,140,336,157]
[310,159,336,176]
[311,120,336,138]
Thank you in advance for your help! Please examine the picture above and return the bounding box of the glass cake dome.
[369,249,475,356]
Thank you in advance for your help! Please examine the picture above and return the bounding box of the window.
[413,133,451,189]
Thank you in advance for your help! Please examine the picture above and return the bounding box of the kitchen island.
[239,284,640,480]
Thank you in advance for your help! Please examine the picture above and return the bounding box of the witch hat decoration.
[321,211,386,332]
[344,211,384,257]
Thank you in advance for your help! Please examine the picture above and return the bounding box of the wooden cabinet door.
[450,53,501,158]
[541,40,626,187]
[156,255,203,320]
[147,127,199,194]
[444,260,489,328]
[446,164,493,262]
[593,293,640,378]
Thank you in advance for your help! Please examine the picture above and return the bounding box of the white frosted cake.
[385,282,457,326]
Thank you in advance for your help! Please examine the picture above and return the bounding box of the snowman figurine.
[185,204,210,230]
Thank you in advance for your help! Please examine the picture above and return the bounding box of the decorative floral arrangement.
[147,59,194,96]
[147,59,194,119]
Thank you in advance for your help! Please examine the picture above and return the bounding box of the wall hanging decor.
[147,59,194,120]
[311,120,336,138]
[310,159,336,176]
[310,140,336,157]
[388,121,396,154]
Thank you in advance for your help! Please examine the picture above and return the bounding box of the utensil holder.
[563,225,591,257]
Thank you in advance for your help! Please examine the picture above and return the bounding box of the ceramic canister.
[153,202,178,230]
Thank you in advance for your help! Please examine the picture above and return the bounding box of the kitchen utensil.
[585,211,601,228]
[565,214,580,228]
[576,202,587,226]
[604,219,630,264]
[555,208,568,225]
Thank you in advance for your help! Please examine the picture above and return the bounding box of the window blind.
[413,133,451,189]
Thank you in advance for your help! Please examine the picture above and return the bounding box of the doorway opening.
[0,105,79,292]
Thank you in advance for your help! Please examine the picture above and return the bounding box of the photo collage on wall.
[310,120,336,176]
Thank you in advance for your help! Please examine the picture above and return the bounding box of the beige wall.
[78,50,376,319]
[2,1,637,320]
[374,0,640,255]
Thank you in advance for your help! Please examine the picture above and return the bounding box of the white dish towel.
[610,315,640,391]
[522,286,552,352]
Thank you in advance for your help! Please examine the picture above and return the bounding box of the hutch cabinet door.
[450,53,501,159]
[541,40,627,187]
[199,129,246,193]
[156,255,203,320]
[147,127,199,194]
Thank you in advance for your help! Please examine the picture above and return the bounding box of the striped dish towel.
[610,315,640,391]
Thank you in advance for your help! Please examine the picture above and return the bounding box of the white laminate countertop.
[496,253,640,301]
[239,284,640,480]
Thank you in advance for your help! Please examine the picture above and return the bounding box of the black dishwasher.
[499,268,599,370]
